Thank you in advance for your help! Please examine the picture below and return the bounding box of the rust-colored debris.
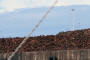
[0,28,90,53]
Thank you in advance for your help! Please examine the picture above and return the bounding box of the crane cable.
[8,0,58,60]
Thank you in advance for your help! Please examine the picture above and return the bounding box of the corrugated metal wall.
[0,49,90,60]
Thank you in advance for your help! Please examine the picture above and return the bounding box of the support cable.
[8,0,58,60]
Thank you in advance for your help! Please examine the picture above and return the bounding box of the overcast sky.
[0,0,90,13]
[0,0,90,37]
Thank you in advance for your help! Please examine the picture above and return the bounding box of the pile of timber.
[0,28,90,53]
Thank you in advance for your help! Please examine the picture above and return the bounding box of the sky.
[0,0,90,37]
[0,0,90,13]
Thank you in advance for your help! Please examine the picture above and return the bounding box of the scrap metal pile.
[0,28,90,53]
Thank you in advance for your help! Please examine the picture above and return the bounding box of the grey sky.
[0,0,90,13]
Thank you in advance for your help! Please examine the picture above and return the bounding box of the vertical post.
[25,53,27,60]
[34,53,37,60]
[77,51,80,60]
[18,53,20,60]
[88,49,90,60]
[57,51,60,60]
[67,50,69,60]
[72,50,74,60]
[72,9,75,31]
[43,51,45,60]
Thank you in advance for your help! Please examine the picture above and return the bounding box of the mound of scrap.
[0,28,90,53]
